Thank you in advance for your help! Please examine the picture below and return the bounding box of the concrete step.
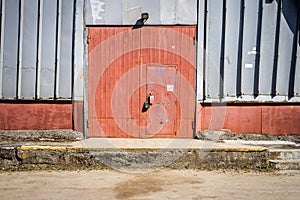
[269,159,300,170]
[0,139,269,171]
[269,149,300,160]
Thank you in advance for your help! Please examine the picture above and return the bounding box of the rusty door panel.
[143,65,178,137]
[88,26,196,138]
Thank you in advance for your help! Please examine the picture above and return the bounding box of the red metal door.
[88,26,196,138]
[142,65,178,137]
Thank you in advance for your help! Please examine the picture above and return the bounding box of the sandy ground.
[0,169,299,200]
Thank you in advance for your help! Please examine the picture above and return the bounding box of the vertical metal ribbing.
[0,0,4,98]
[193,0,200,138]
[202,0,207,101]
[16,0,23,99]
[271,0,281,97]
[83,2,89,138]
[288,0,300,98]
[236,0,245,97]
[139,27,142,137]
[35,0,42,100]
[71,0,76,100]
[54,0,61,99]
[253,0,263,97]
[71,0,77,129]
[83,26,89,138]
[219,0,226,100]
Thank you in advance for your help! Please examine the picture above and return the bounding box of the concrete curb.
[2,137,300,171]
[1,144,270,171]
[20,145,267,152]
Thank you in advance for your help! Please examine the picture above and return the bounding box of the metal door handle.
[142,94,154,112]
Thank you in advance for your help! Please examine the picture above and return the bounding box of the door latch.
[142,94,154,112]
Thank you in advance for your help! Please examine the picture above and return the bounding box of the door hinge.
[192,120,195,130]
[87,35,91,44]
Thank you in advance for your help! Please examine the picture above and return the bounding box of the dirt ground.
[0,169,299,200]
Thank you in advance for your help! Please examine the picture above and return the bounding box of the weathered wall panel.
[241,0,259,96]
[85,0,197,25]
[262,106,300,135]
[199,104,300,135]
[199,0,300,102]
[122,0,141,25]
[39,0,57,99]
[0,0,80,100]
[58,0,74,99]
[224,0,240,98]
[0,103,72,130]
[196,0,205,100]
[259,1,277,96]
[0,0,84,131]
[2,0,19,98]
[200,106,262,134]
[20,0,38,99]
[205,0,222,100]
[276,1,295,97]
[0,0,3,97]
[295,31,300,97]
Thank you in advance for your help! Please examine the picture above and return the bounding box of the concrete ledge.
[197,130,300,143]
[0,130,83,143]
[269,159,300,170]
[20,145,266,152]
[0,141,269,171]
[5,138,299,171]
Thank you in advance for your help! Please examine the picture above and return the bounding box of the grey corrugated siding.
[1,0,299,103]
[197,0,300,102]
[0,0,81,100]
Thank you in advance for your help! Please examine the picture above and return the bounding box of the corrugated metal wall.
[0,0,77,100]
[1,0,299,104]
[197,0,300,102]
